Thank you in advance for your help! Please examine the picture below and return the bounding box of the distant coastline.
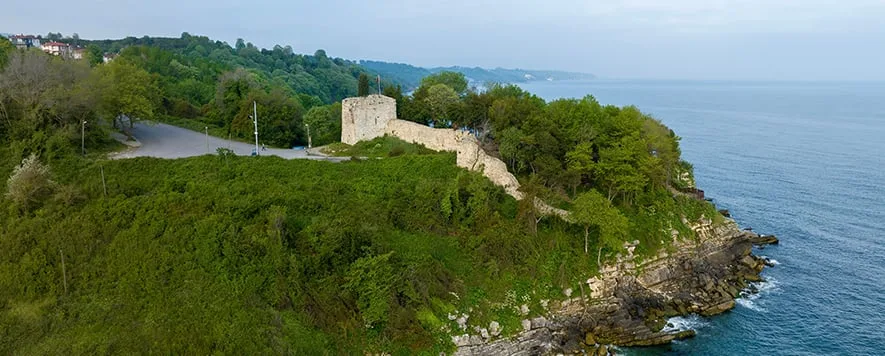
[359,59,595,89]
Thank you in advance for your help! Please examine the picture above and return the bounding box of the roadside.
[110,122,348,162]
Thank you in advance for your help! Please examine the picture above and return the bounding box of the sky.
[4,0,885,81]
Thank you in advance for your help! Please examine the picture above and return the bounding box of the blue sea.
[520,80,885,355]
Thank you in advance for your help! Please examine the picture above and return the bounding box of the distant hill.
[360,60,595,89]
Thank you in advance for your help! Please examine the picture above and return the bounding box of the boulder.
[489,321,501,337]
[585,332,596,345]
[596,344,608,356]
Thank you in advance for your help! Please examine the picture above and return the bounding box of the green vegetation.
[395,71,719,256]
[74,34,403,148]
[0,37,722,354]
[324,136,437,158]
[0,150,619,354]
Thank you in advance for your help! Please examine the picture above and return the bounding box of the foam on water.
[737,277,780,311]
[662,314,710,333]
[759,255,780,266]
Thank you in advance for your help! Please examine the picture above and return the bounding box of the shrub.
[5,154,54,211]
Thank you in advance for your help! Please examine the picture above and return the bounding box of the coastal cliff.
[454,218,777,355]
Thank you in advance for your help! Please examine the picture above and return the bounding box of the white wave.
[759,255,781,266]
[662,314,709,333]
[737,277,780,312]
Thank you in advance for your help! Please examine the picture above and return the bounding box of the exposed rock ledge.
[454,218,778,355]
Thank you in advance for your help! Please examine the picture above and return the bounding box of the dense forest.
[0,35,720,354]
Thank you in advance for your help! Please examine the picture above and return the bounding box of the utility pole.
[252,101,259,156]
[305,123,312,149]
[377,74,381,94]
[205,126,209,154]
[81,120,87,155]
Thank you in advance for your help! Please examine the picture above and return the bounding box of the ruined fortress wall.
[384,120,524,199]
[341,94,568,217]
[341,95,397,145]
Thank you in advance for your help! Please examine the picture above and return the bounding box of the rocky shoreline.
[454,218,778,355]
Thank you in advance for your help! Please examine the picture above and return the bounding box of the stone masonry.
[341,95,568,217]
[341,94,397,145]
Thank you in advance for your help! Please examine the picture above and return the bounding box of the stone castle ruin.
[341,94,567,217]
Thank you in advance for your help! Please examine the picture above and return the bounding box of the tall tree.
[423,84,459,126]
[358,73,370,96]
[571,190,628,265]
[95,59,158,129]
[85,45,104,67]
[0,37,14,69]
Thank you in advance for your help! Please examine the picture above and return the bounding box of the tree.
[6,154,54,212]
[303,103,342,146]
[382,84,403,118]
[571,190,629,265]
[418,71,468,96]
[85,45,104,67]
[95,59,158,129]
[358,73,370,96]
[423,84,459,126]
[0,37,14,69]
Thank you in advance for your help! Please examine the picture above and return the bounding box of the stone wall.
[342,94,569,217]
[340,95,397,145]
[385,120,523,199]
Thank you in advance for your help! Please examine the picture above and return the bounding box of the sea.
[519,80,885,355]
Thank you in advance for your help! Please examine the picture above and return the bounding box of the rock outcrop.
[455,218,777,355]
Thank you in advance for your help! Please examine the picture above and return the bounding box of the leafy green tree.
[303,103,342,146]
[0,37,14,69]
[358,73,370,96]
[418,71,468,95]
[85,44,104,67]
[423,84,459,126]
[571,190,628,265]
[382,84,404,118]
[95,59,159,128]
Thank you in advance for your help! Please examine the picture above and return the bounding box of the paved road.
[112,122,347,162]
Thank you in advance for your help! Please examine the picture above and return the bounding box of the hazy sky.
[4,0,885,80]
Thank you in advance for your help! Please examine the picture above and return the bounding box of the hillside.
[0,36,723,354]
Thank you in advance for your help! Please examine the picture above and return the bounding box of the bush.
[5,154,54,211]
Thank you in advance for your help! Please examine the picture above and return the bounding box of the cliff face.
[455,219,777,355]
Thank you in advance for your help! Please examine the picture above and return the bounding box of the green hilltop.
[0,34,719,354]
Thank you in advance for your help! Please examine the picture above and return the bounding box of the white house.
[41,41,72,57]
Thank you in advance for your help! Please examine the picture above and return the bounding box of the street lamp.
[81,120,87,155]
[251,100,259,156]
[305,123,312,149]
[205,126,209,154]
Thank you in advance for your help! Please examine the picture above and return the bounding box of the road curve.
[111,122,347,162]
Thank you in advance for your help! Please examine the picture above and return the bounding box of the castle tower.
[340,94,397,145]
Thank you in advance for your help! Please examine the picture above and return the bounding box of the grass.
[323,135,437,158]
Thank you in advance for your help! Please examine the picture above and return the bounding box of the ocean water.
[519,80,885,355]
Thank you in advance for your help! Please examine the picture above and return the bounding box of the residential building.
[41,41,72,57]
[72,47,86,60]
[9,34,41,49]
